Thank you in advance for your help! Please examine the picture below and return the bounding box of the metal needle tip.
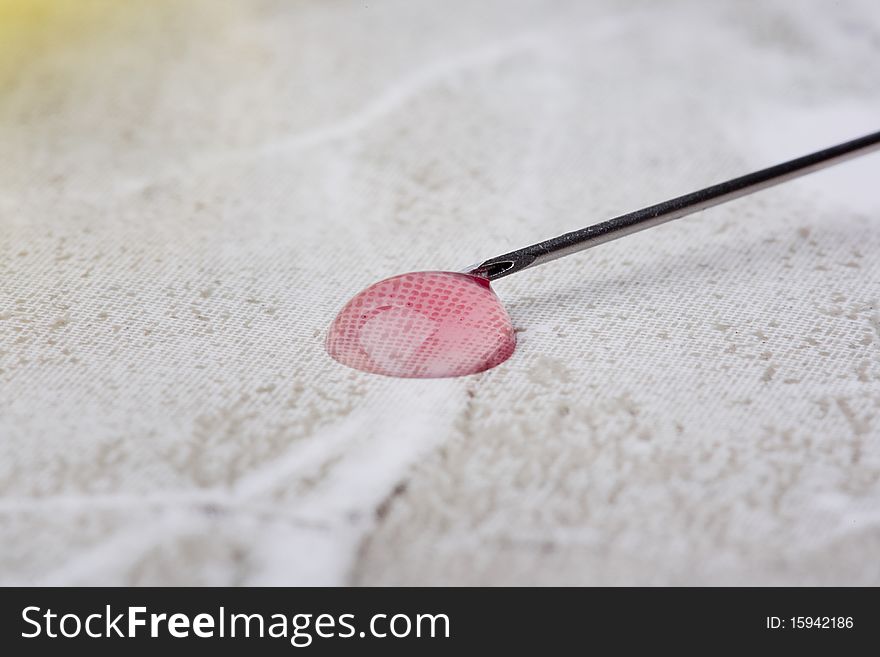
[466,129,880,281]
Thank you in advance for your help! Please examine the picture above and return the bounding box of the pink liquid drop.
[326,271,516,378]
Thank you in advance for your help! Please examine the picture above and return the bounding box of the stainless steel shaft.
[470,130,880,280]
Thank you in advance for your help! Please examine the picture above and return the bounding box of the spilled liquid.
[326,271,516,378]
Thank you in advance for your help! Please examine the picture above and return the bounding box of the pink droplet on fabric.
[326,271,516,378]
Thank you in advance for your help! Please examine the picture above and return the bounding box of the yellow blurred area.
[0,1,253,91]
[0,0,121,85]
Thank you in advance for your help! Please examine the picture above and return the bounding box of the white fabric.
[1,0,879,585]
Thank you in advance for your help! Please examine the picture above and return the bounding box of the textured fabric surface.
[1,0,879,585]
